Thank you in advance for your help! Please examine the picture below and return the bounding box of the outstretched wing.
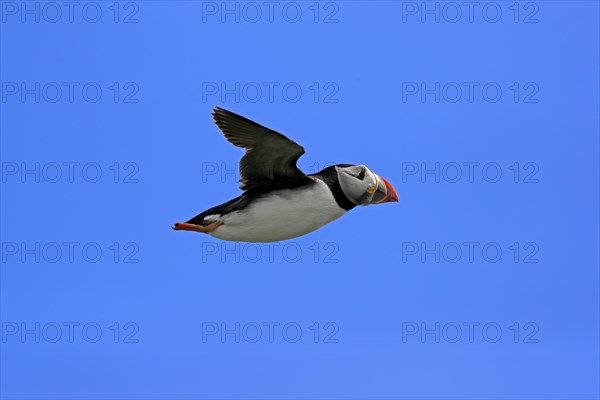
[212,107,310,192]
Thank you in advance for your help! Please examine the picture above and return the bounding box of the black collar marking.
[310,165,356,211]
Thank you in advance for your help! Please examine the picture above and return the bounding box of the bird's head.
[335,164,398,206]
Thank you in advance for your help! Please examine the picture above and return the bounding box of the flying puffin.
[173,107,398,242]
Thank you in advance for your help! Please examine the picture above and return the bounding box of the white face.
[336,164,386,205]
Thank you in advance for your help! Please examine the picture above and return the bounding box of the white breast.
[208,178,346,242]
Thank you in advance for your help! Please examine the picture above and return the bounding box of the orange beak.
[371,175,399,204]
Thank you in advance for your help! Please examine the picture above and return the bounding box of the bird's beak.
[371,175,399,204]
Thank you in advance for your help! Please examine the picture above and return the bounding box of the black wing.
[212,107,310,192]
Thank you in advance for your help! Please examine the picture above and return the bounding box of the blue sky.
[1,1,599,399]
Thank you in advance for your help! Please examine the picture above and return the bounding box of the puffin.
[173,107,398,242]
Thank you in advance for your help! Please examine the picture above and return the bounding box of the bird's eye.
[357,168,366,180]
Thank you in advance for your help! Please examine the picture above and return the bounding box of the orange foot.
[172,221,222,233]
